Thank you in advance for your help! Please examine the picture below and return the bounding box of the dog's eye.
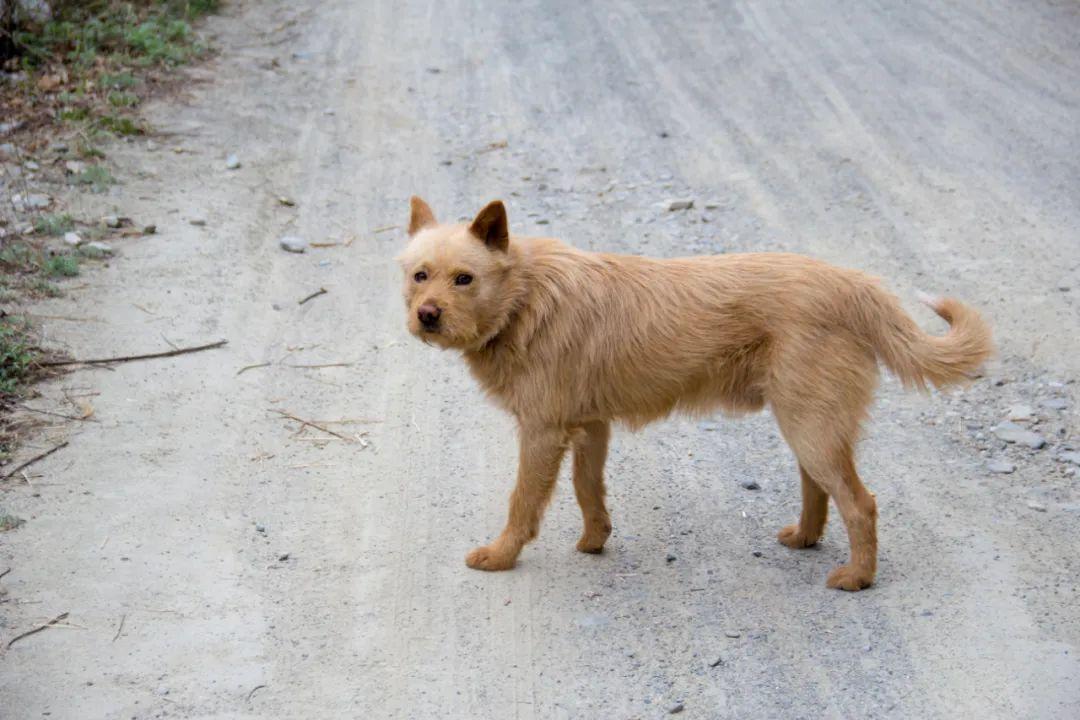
[413,271,428,283]
[455,273,473,286]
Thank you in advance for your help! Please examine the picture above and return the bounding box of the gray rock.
[11,193,51,210]
[987,460,1015,474]
[189,218,207,227]
[155,686,170,696]
[668,702,685,714]
[665,553,676,563]
[740,479,760,490]
[709,656,724,668]
[1058,451,1080,466]
[255,523,266,533]
[64,159,85,174]
[143,224,157,235]
[1041,398,1068,410]
[225,154,241,170]
[63,232,82,246]
[994,422,1046,449]
[724,630,741,638]
[0,142,16,158]
[102,215,120,228]
[279,235,307,253]
[84,241,113,255]
[1007,404,1035,421]
[1026,501,1047,512]
[278,552,290,562]
[668,199,694,211]
[24,160,39,171]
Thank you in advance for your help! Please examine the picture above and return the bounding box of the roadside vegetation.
[0,1,220,464]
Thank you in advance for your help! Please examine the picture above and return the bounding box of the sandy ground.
[2,0,1079,717]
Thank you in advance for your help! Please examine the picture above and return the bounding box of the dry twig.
[2,441,69,481]
[40,340,227,367]
[298,288,328,305]
[270,410,353,442]
[6,612,69,649]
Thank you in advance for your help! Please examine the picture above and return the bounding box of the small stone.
[709,656,724,668]
[84,241,113,255]
[668,199,694,211]
[102,215,120,228]
[987,460,1015,474]
[24,160,39,171]
[323,107,335,116]
[189,218,207,227]
[1042,398,1068,411]
[277,196,295,207]
[665,553,676,563]
[143,224,156,235]
[63,232,82,246]
[740,479,760,490]
[156,686,169,696]
[278,552,290,562]
[1007,404,1035,421]
[724,630,741,638]
[11,193,51,210]
[255,524,266,533]
[279,235,307,253]
[752,550,763,557]
[51,142,68,154]
[994,422,1046,449]
[225,154,241,170]
[0,142,15,158]
[64,160,85,174]
[667,702,684,714]
[1026,501,1047,512]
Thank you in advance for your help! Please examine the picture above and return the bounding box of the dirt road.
[2,0,1079,717]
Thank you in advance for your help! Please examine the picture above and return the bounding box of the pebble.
[665,553,676,563]
[11,193,51,210]
[993,422,1046,449]
[84,241,113,255]
[987,460,1015,474]
[668,199,694,211]
[1007,405,1035,422]
[225,154,241,170]
[1026,501,1047,513]
[724,630,741,638]
[155,686,170,696]
[278,552,290,562]
[1042,398,1068,411]
[64,160,85,174]
[24,160,39,171]
[709,656,724,668]
[0,142,16,158]
[668,702,684,714]
[143,224,157,234]
[255,524,266,533]
[740,479,760,490]
[189,218,207,227]
[277,196,295,207]
[280,235,307,253]
[1058,451,1080,466]
[752,550,763,557]
[102,215,120,228]
[63,232,82,246]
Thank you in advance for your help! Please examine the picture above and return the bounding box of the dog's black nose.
[418,304,441,328]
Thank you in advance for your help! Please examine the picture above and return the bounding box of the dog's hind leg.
[770,335,879,590]
[777,465,829,548]
[571,421,612,554]
[465,423,568,571]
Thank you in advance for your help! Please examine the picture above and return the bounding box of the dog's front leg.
[465,423,568,571]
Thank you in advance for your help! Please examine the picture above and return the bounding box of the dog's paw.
[575,534,607,554]
[826,565,874,591]
[465,545,516,571]
[777,524,819,549]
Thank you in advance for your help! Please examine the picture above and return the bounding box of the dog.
[397,196,992,590]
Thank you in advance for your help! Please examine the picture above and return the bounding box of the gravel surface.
[1,0,1078,718]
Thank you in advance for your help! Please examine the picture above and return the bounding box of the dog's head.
[397,197,518,350]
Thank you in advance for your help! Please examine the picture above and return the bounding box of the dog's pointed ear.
[408,196,437,237]
[468,200,509,252]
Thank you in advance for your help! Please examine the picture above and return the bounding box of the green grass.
[27,278,63,298]
[0,513,26,532]
[33,213,75,236]
[77,164,116,190]
[44,255,80,278]
[0,320,39,395]
[107,90,139,107]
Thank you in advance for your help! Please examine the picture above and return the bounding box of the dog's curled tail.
[853,283,993,390]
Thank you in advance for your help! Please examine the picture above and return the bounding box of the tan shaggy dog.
[398,196,992,591]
